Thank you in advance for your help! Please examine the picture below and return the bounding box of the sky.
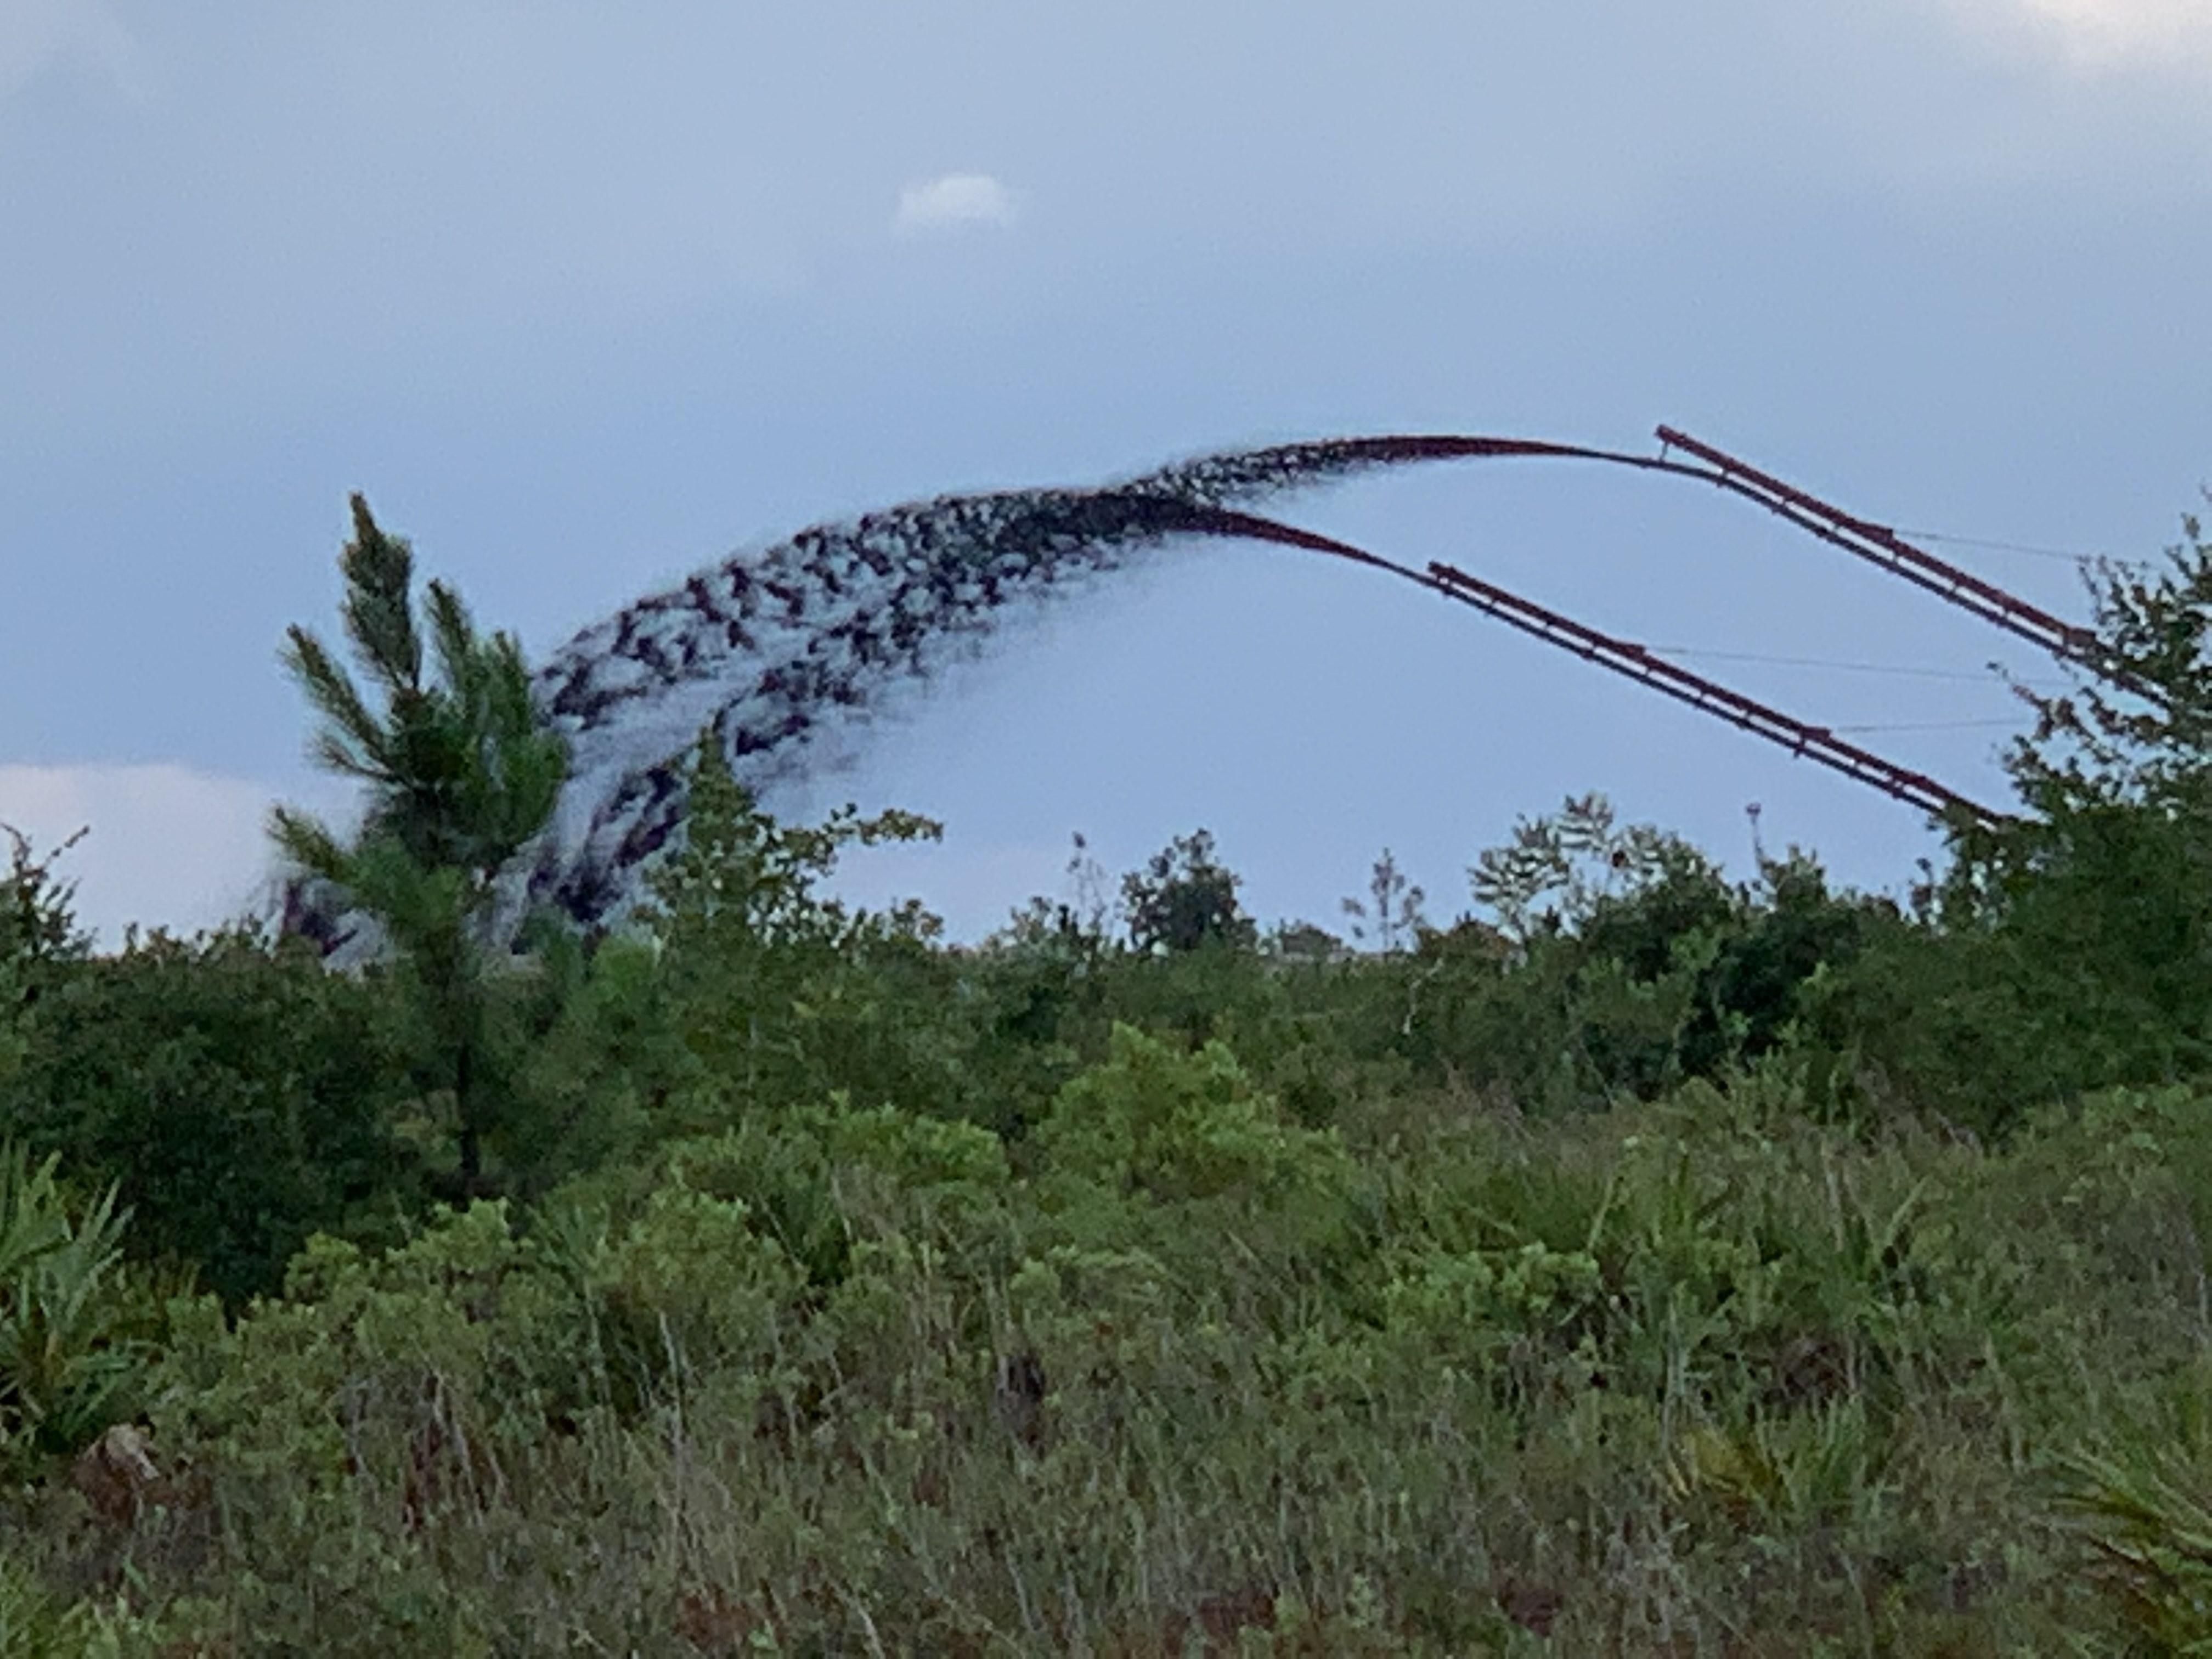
[3,1,2210,943]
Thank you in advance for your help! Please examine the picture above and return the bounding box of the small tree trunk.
[454,1032,482,1195]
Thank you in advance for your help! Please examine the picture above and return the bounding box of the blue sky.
[4,1,2210,941]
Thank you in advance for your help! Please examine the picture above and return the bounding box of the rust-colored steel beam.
[1420,559,2002,823]
[1173,500,2005,822]
[1654,425,2154,701]
[1171,425,2142,702]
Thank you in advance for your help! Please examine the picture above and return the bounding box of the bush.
[0,928,409,1305]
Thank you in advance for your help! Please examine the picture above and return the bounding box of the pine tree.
[272,495,567,1192]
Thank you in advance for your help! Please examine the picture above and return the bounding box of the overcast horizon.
[5,2,2210,944]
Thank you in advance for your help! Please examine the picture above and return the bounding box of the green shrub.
[0,1146,149,1469]
[1030,1024,1366,1308]
[1,928,409,1305]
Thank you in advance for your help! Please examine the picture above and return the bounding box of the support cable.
[1213,428,2148,700]
[1654,426,2158,703]
[1420,560,2001,823]
[1181,503,2004,824]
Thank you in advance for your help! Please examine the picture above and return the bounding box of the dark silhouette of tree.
[1341,848,1426,954]
[1122,830,1256,955]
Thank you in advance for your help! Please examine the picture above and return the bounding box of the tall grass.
[7,1055,2209,1651]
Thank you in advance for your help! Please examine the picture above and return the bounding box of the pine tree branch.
[339,494,424,698]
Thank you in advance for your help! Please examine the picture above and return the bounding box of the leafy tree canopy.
[1122,828,1256,955]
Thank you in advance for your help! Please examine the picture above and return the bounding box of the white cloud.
[0,764,275,946]
[0,0,140,103]
[893,172,1017,235]
[1955,0,2212,67]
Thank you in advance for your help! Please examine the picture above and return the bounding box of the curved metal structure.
[1149,426,2145,702]
[1179,505,2004,824]
[511,422,2074,924]
[1653,426,2151,701]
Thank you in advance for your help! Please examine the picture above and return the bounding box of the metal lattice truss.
[522,425,2125,929]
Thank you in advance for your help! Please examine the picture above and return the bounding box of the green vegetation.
[271,495,569,1197]
[4,506,2212,1651]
